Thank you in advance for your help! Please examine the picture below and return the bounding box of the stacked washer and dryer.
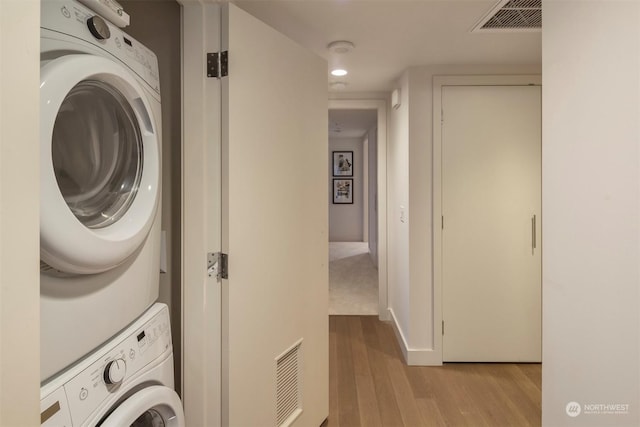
[39,0,184,425]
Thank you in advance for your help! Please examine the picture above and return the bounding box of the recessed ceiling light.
[331,69,348,77]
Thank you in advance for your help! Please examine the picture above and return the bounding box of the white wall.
[542,2,640,425]
[329,92,389,101]
[329,138,364,242]
[0,1,40,424]
[388,71,411,349]
[387,63,541,364]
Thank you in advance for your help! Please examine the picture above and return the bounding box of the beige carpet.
[329,242,378,315]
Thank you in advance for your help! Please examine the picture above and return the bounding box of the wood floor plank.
[327,316,339,427]
[428,365,492,427]
[416,398,447,427]
[372,316,424,425]
[403,364,431,399]
[361,316,404,427]
[353,373,383,427]
[335,316,361,427]
[484,364,541,425]
[386,356,427,426]
[347,317,383,427]
[347,317,370,377]
[328,316,542,427]
[505,364,542,410]
[465,363,531,427]
[517,363,543,391]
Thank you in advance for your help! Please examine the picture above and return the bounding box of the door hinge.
[442,320,445,335]
[441,215,444,230]
[206,51,228,78]
[207,252,228,280]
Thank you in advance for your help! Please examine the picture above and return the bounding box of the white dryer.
[40,0,162,382]
[40,304,185,427]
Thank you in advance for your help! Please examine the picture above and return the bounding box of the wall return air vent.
[276,340,303,427]
[472,0,541,32]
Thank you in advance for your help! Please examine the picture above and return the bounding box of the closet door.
[442,85,541,362]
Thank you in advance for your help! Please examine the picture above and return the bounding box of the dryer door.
[100,386,185,427]
[40,54,160,274]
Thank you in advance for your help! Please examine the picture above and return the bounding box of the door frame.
[328,99,389,320]
[179,2,222,426]
[432,75,541,360]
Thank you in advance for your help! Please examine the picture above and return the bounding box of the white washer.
[40,0,162,382]
[40,304,185,427]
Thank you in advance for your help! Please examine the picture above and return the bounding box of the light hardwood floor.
[326,316,541,427]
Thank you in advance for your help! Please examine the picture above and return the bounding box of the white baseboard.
[387,308,442,366]
[378,305,391,321]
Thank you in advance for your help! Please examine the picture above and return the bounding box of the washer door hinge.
[206,51,228,78]
[207,252,228,280]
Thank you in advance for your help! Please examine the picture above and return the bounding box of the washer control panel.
[41,0,160,97]
[40,304,171,427]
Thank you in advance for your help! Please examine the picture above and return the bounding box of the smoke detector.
[327,40,355,54]
[329,81,348,90]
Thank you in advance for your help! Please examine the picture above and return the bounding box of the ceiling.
[232,0,541,138]
[328,109,377,139]
[233,0,542,93]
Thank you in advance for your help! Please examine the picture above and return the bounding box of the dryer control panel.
[40,304,172,427]
[41,0,160,98]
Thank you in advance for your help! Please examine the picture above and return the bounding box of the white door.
[442,85,541,362]
[221,5,328,426]
[181,4,328,427]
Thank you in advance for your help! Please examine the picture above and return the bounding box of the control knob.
[104,358,126,385]
[87,15,111,40]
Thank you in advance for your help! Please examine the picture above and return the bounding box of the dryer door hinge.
[206,51,228,78]
[207,252,228,280]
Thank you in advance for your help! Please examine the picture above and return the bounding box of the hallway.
[326,316,542,426]
[329,242,378,315]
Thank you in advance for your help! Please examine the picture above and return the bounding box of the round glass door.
[40,54,160,274]
[130,409,167,427]
[99,386,185,427]
[52,80,143,229]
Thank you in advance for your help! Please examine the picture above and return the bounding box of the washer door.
[100,386,185,427]
[40,54,159,274]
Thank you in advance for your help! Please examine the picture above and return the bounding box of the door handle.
[531,214,537,254]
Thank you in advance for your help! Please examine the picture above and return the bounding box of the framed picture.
[333,151,353,177]
[333,179,353,204]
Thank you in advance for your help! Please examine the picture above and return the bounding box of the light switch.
[400,205,406,223]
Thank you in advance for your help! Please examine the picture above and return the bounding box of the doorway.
[328,100,388,319]
[329,108,376,314]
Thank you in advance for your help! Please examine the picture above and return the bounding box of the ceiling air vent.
[472,0,541,32]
